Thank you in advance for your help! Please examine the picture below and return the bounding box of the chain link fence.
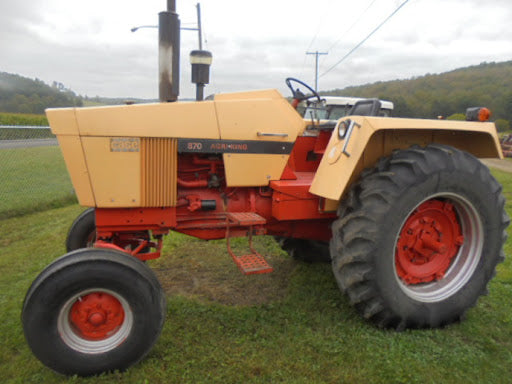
[0,126,76,219]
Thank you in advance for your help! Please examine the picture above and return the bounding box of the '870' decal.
[178,138,293,154]
[187,142,203,151]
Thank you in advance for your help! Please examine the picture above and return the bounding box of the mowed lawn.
[0,146,75,219]
[0,170,511,383]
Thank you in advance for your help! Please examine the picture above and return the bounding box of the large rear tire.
[330,144,509,329]
[22,248,166,376]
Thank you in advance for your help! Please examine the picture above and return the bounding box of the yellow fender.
[310,116,502,202]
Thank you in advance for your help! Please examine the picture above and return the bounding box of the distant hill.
[322,61,512,124]
[3,60,512,125]
[0,72,160,114]
[0,72,84,114]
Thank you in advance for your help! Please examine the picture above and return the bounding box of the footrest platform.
[233,253,273,275]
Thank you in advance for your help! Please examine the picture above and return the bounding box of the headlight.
[338,120,350,139]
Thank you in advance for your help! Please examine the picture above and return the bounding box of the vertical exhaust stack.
[159,0,180,102]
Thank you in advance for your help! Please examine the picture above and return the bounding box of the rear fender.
[310,116,502,203]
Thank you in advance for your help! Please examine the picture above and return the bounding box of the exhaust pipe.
[159,0,180,102]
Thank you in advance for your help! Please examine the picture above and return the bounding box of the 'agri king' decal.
[178,139,293,155]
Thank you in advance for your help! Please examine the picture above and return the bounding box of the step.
[226,212,266,226]
[225,211,271,275]
[232,253,273,275]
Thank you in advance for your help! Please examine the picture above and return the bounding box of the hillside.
[2,60,511,124]
[322,61,512,124]
[0,72,83,114]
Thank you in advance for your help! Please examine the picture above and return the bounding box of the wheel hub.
[69,292,125,340]
[396,200,464,284]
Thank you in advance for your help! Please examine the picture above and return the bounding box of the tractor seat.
[347,98,382,117]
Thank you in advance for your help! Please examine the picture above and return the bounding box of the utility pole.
[181,2,203,49]
[190,3,212,101]
[306,51,328,92]
[196,3,203,50]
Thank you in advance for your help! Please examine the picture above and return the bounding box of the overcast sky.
[1,0,511,99]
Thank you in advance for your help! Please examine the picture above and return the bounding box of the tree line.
[0,72,83,114]
[2,61,512,130]
[321,61,512,131]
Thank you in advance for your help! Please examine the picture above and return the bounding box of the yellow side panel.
[56,135,95,206]
[81,137,141,207]
[223,154,289,187]
[73,101,220,139]
[215,93,304,141]
[46,108,79,136]
[214,89,305,186]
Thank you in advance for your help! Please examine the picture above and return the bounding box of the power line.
[320,0,378,67]
[305,0,336,53]
[320,0,412,78]
[306,51,328,91]
[300,0,335,78]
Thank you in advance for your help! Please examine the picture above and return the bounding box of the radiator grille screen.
[141,138,177,207]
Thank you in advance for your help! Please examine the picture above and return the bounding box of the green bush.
[447,113,466,120]
[495,119,510,132]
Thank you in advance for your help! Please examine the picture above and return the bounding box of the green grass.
[0,146,76,219]
[0,170,511,383]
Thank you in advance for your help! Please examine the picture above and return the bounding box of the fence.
[0,126,76,219]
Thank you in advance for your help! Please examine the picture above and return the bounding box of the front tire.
[66,208,151,254]
[66,208,96,252]
[22,248,166,376]
[330,144,509,329]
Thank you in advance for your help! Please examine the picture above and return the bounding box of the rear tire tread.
[331,144,508,329]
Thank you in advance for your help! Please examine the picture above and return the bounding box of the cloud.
[1,0,511,99]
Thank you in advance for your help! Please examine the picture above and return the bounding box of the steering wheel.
[285,77,322,108]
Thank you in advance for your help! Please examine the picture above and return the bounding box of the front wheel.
[22,248,166,376]
[66,208,151,254]
[66,208,96,252]
[331,144,509,329]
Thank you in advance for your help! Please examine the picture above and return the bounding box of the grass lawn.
[0,146,76,219]
[0,171,511,383]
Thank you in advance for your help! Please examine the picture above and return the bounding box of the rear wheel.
[22,248,166,376]
[331,144,509,329]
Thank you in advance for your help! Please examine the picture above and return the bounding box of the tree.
[447,113,466,121]
[495,119,510,132]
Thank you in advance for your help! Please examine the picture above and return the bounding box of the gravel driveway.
[481,158,512,173]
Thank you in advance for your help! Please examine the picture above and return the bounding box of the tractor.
[22,4,508,377]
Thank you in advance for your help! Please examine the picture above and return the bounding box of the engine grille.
[140,138,178,207]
